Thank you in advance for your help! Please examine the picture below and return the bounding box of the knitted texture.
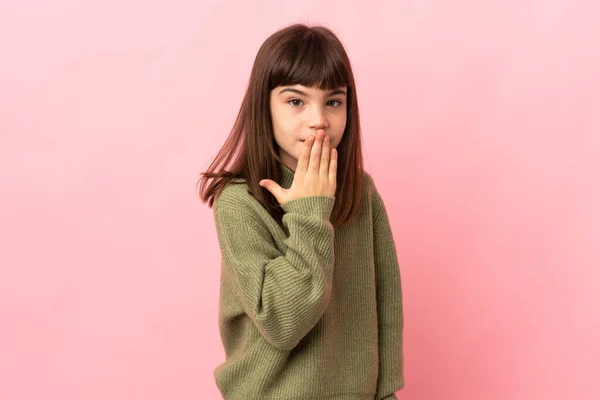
[212,162,404,400]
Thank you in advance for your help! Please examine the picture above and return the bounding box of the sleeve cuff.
[281,195,335,220]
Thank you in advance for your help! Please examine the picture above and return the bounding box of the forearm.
[215,194,336,350]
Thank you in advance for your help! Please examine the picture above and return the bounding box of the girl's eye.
[288,99,344,108]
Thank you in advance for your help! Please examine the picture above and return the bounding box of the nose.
[308,105,329,131]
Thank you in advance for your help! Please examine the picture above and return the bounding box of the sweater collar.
[279,162,295,189]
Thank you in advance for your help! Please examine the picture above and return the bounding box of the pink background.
[1,1,598,399]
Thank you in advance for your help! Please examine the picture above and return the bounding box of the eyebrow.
[278,87,347,97]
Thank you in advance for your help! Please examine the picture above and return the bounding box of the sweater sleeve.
[213,191,336,351]
[371,178,405,399]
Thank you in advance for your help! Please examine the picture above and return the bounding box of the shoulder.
[362,170,386,215]
[363,170,374,191]
[214,179,253,212]
[362,170,380,200]
[213,179,272,224]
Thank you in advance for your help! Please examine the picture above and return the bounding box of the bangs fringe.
[270,31,349,90]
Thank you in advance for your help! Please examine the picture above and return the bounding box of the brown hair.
[197,23,365,228]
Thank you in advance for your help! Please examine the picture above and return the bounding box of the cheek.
[336,111,348,126]
[280,116,303,132]
[277,125,303,145]
[272,107,300,132]
[332,113,347,136]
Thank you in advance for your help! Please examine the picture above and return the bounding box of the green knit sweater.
[212,162,404,400]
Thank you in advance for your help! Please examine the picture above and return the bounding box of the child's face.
[269,84,347,171]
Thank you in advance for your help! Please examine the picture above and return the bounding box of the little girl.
[198,23,404,400]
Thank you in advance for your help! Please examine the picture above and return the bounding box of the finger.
[296,135,314,177]
[329,148,337,186]
[259,179,286,204]
[320,134,330,179]
[309,130,324,174]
